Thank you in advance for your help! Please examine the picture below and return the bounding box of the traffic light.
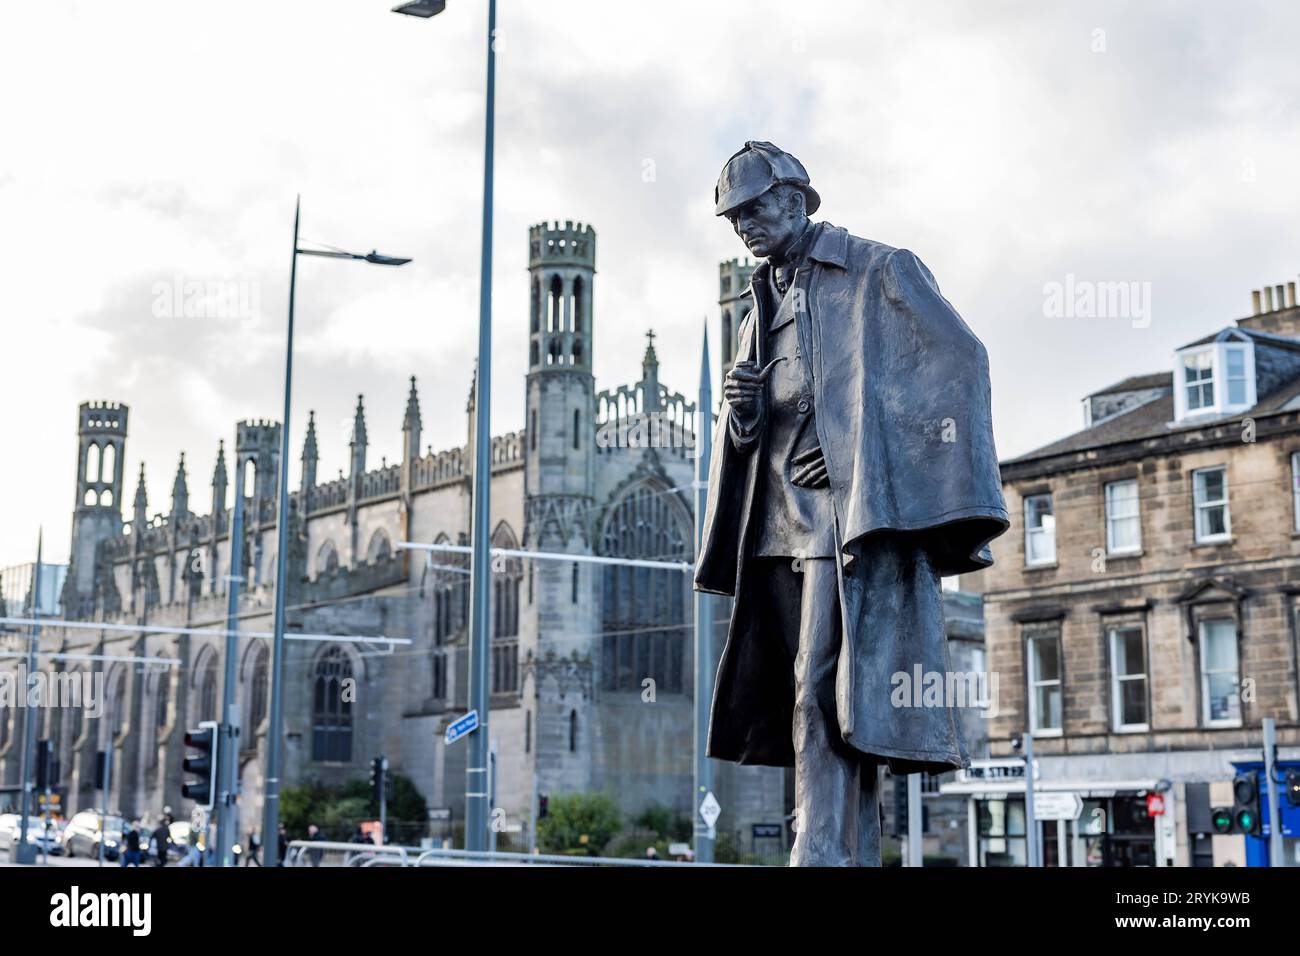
[182,720,220,810]
[1231,773,1261,836]
[891,775,908,837]
[34,740,57,790]
[538,793,549,820]
[1210,806,1234,834]
[1287,771,1300,809]
[369,756,388,806]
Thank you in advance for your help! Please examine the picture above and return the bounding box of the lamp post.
[12,530,43,865]
[393,0,497,853]
[260,197,410,867]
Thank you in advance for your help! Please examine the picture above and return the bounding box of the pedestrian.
[306,823,323,867]
[119,820,142,867]
[245,831,261,866]
[276,823,288,866]
[150,818,171,866]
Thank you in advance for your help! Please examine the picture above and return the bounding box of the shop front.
[942,758,1177,867]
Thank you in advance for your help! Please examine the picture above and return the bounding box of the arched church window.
[244,642,269,738]
[431,534,467,644]
[197,651,218,724]
[367,529,392,563]
[572,276,584,333]
[106,665,129,742]
[311,644,353,762]
[61,672,84,770]
[316,540,339,578]
[599,482,691,694]
[490,524,521,695]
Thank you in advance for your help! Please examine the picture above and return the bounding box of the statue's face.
[725,187,806,259]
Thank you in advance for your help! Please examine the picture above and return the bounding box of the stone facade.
[971,298,1300,866]
[0,220,787,852]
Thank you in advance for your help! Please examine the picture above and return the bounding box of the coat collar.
[750,221,848,287]
[806,221,848,268]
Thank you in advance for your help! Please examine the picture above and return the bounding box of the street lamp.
[393,0,497,854]
[259,197,410,867]
[392,0,446,16]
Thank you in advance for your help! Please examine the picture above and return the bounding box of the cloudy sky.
[2,0,1298,569]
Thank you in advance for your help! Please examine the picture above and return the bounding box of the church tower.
[718,257,756,379]
[523,220,599,799]
[65,401,128,618]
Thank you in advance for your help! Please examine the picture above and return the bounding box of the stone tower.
[236,420,281,585]
[65,401,128,618]
[523,220,599,798]
[237,420,282,508]
[718,257,756,378]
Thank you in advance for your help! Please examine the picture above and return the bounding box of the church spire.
[212,439,228,514]
[302,410,319,492]
[403,376,422,465]
[172,452,189,519]
[133,462,148,528]
[349,395,368,478]
[641,328,662,413]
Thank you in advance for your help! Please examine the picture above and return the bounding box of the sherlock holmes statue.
[696,142,1010,866]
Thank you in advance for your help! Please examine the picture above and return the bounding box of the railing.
[284,840,410,867]
[283,840,740,867]
[413,847,736,867]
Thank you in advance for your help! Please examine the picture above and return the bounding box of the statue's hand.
[724,358,782,431]
[790,446,830,488]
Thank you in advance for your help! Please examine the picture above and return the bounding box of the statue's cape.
[694,225,1009,772]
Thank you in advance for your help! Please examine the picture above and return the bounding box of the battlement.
[719,257,757,298]
[79,401,128,433]
[237,419,281,450]
[529,220,596,268]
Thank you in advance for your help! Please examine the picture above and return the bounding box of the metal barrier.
[284,840,410,867]
[413,847,736,867]
[284,840,741,867]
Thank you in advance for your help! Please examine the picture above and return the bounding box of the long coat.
[695,223,1009,774]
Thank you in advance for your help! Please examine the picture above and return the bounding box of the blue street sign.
[445,709,479,745]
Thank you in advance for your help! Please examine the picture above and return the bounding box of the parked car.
[0,813,63,854]
[12,817,64,855]
[62,810,124,860]
[0,813,18,850]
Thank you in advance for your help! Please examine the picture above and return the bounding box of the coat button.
[797,399,810,414]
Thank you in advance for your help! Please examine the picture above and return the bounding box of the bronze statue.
[696,141,1009,866]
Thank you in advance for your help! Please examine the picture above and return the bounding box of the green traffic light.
[1212,808,1234,833]
[1236,810,1255,833]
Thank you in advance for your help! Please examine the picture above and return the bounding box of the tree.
[280,773,428,841]
[536,792,622,857]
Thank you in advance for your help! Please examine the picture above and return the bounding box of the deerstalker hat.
[714,141,821,217]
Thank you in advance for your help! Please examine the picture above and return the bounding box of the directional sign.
[1033,791,1083,821]
[445,709,479,745]
[699,791,721,829]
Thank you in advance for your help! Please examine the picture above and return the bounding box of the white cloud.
[2,0,1299,566]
